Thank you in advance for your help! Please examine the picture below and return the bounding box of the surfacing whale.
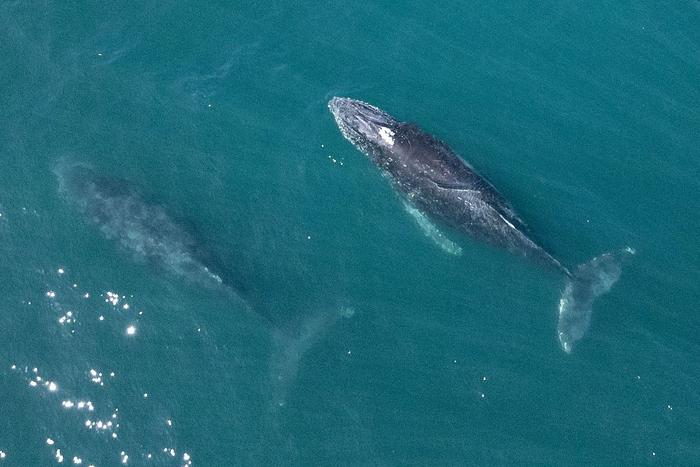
[328,97,633,353]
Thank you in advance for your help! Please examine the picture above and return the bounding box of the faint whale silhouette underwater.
[54,160,346,405]
[56,162,231,292]
[329,97,634,353]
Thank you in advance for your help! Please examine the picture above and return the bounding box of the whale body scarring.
[328,97,633,352]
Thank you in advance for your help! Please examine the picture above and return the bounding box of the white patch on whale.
[498,213,516,230]
[402,201,462,256]
[378,127,395,146]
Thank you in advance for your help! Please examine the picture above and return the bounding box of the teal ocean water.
[1,1,699,465]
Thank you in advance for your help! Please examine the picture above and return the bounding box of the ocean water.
[1,1,699,465]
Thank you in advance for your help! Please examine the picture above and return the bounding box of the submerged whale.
[54,160,344,404]
[55,162,230,293]
[328,97,632,353]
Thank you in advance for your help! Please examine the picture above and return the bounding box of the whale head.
[328,97,400,158]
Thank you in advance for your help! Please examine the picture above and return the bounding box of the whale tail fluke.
[268,306,354,408]
[557,247,635,353]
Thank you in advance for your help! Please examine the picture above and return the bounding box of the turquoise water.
[1,1,699,465]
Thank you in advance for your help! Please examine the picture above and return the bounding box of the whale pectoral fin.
[401,200,462,256]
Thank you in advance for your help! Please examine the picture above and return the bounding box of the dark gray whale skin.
[329,97,633,353]
[328,97,567,274]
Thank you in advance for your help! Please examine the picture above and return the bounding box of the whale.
[328,97,633,353]
[54,161,232,294]
[54,160,346,405]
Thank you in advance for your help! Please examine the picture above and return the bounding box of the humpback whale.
[55,161,231,293]
[54,160,344,405]
[328,97,633,353]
